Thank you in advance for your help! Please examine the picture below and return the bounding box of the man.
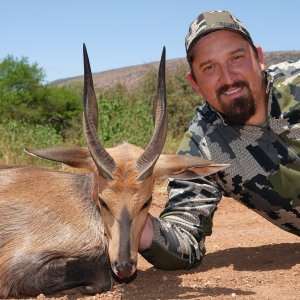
[138,10,300,270]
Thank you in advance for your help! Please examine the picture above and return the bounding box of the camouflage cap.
[185,10,254,64]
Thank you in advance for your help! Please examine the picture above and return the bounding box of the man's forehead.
[193,30,250,55]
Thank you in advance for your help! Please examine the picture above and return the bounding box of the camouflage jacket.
[140,60,300,270]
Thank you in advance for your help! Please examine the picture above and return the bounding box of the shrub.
[0,55,82,138]
[0,120,63,166]
[97,84,153,148]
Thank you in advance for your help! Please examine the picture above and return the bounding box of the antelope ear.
[24,147,97,172]
[154,154,229,180]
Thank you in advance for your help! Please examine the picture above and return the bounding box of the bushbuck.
[0,45,228,297]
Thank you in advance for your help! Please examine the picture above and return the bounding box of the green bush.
[130,64,204,152]
[0,55,82,138]
[0,120,63,166]
[97,84,153,148]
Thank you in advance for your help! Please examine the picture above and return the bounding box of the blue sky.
[1,1,299,83]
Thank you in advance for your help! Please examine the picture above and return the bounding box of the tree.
[0,55,82,138]
[0,55,44,120]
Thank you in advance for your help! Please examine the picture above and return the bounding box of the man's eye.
[203,64,216,73]
[233,55,243,61]
[204,65,213,71]
[141,196,152,210]
[99,196,109,211]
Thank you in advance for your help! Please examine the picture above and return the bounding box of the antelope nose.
[115,260,135,279]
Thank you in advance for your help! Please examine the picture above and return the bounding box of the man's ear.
[256,46,265,71]
[186,71,202,95]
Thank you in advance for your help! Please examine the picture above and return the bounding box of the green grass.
[0,120,64,166]
[0,119,181,167]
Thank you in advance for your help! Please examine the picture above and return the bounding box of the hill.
[50,51,300,91]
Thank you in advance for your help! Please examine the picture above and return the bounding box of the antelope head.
[25,45,228,280]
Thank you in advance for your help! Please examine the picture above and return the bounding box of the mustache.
[216,81,249,97]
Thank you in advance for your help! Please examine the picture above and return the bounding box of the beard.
[216,81,256,125]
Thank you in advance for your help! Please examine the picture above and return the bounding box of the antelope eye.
[98,195,109,211]
[141,196,152,210]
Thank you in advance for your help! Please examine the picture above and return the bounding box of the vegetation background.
[1,51,300,167]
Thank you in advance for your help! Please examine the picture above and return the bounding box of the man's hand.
[139,214,154,250]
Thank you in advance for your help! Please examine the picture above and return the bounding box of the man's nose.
[219,66,236,85]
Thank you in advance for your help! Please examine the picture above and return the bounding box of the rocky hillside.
[50,51,300,91]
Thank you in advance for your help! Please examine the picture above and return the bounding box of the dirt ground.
[17,181,299,300]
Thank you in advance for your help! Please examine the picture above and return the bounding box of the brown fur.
[0,166,112,297]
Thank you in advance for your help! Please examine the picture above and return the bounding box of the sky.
[1,0,300,83]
